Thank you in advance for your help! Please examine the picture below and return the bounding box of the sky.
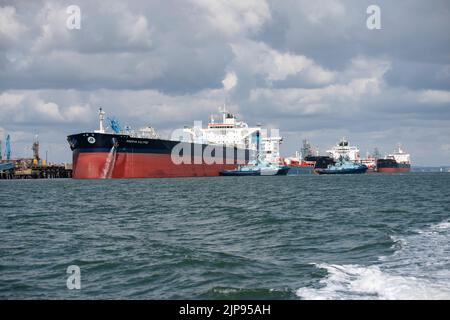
[0,0,449,166]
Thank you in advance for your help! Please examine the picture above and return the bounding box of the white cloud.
[88,88,229,126]
[63,104,91,122]
[116,7,152,48]
[222,71,238,91]
[419,90,450,104]
[31,2,71,52]
[0,6,27,42]
[192,0,271,36]
[35,101,64,121]
[342,56,391,81]
[300,0,346,24]
[31,1,153,53]
[0,88,242,133]
[0,92,25,108]
[248,56,388,115]
[231,40,335,84]
[0,91,92,124]
[306,65,337,85]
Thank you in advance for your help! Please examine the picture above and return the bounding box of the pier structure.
[0,135,72,180]
[0,161,72,179]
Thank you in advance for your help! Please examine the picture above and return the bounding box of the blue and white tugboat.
[219,131,289,176]
[219,160,290,176]
[315,156,367,175]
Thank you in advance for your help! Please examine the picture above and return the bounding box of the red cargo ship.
[67,108,255,179]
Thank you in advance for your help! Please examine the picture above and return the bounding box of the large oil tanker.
[67,108,279,179]
[376,145,411,173]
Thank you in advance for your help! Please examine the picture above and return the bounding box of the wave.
[296,220,450,300]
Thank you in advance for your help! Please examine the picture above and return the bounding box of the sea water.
[0,173,449,299]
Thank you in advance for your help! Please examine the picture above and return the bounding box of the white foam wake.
[296,220,450,300]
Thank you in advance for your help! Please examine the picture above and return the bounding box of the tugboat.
[219,161,290,176]
[219,130,289,176]
[315,156,367,175]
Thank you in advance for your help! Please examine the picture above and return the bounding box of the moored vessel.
[67,107,268,179]
[284,140,316,174]
[376,145,411,173]
[360,148,381,173]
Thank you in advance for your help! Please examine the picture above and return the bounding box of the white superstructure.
[327,138,361,162]
[387,144,411,164]
[127,126,160,139]
[261,134,283,164]
[184,106,259,149]
[183,106,282,163]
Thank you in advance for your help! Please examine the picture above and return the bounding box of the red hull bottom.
[73,152,239,179]
[377,167,410,173]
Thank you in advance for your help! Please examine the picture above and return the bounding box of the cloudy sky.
[1,0,449,165]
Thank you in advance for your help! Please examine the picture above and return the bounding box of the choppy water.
[1,173,450,299]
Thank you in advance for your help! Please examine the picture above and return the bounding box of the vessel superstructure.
[327,138,361,162]
[183,106,283,165]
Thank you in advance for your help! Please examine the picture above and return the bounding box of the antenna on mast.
[220,103,227,123]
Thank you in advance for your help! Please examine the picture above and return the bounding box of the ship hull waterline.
[377,167,411,173]
[315,167,368,175]
[219,166,290,176]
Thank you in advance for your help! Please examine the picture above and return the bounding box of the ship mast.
[396,143,403,154]
[97,107,106,133]
[256,130,261,164]
[220,103,227,123]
